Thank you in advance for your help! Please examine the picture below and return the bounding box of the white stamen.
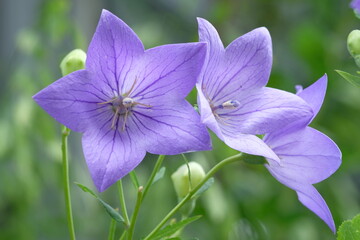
[220,100,240,109]
[122,97,134,108]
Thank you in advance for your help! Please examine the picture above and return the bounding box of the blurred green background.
[1,0,359,239]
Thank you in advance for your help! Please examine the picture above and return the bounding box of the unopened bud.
[60,49,86,76]
[171,162,205,199]
[347,30,360,67]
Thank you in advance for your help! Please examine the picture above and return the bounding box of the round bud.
[60,49,87,76]
[348,30,360,56]
[171,162,206,199]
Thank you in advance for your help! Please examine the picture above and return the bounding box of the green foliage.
[76,183,126,225]
[191,177,214,200]
[337,214,360,240]
[153,167,166,185]
[336,70,360,88]
[147,215,202,240]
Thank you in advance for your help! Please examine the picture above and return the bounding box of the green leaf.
[129,171,140,189]
[75,182,97,198]
[149,215,202,240]
[153,167,166,184]
[98,198,125,223]
[75,182,126,225]
[336,70,360,88]
[191,177,214,200]
[337,213,360,240]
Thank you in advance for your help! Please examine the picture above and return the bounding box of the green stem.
[142,155,165,199]
[144,153,243,240]
[123,155,165,240]
[62,126,76,240]
[108,219,117,240]
[127,186,144,240]
[119,231,126,240]
[117,180,130,227]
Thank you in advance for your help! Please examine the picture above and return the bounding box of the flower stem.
[62,126,76,240]
[108,218,117,240]
[119,232,126,240]
[117,180,130,227]
[127,186,144,240]
[142,155,165,199]
[124,155,165,240]
[143,153,244,240]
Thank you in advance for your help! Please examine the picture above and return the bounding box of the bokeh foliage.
[0,0,359,239]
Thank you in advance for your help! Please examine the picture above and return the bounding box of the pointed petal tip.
[100,9,113,18]
[297,73,328,119]
[196,17,210,26]
[97,178,115,192]
[245,26,271,42]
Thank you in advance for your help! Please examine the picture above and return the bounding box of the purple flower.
[33,10,211,192]
[351,0,360,13]
[196,18,313,160]
[264,75,341,232]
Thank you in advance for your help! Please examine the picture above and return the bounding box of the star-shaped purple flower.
[264,75,341,232]
[33,10,211,192]
[196,18,313,160]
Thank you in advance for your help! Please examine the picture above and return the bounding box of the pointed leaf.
[336,70,360,87]
[149,215,202,240]
[75,182,126,224]
[191,177,214,199]
[98,198,125,223]
[75,182,98,198]
[152,167,166,185]
[337,213,360,240]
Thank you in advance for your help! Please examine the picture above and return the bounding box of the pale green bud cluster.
[171,162,205,199]
[347,30,360,68]
[60,49,87,76]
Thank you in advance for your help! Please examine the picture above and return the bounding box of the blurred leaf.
[148,215,202,240]
[75,183,126,224]
[336,70,360,88]
[337,213,360,240]
[191,178,214,200]
[153,167,166,185]
[16,30,40,55]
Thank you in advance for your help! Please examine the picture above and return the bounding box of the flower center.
[210,100,240,124]
[99,95,151,131]
[110,96,134,115]
[212,100,240,111]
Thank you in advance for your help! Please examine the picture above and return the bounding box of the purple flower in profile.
[264,75,341,232]
[351,0,360,13]
[196,18,313,160]
[33,10,211,192]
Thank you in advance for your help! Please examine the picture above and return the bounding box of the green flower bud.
[171,162,206,199]
[60,49,86,76]
[347,30,360,68]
